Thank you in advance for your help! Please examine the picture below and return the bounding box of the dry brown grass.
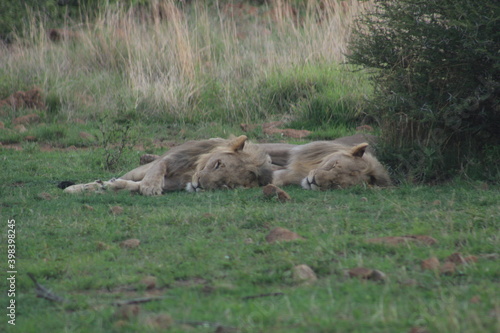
[0,0,374,121]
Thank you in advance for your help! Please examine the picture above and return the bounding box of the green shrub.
[348,0,500,182]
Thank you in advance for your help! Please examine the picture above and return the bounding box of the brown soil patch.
[12,113,41,125]
[421,257,440,271]
[0,88,45,110]
[265,227,304,243]
[120,238,140,249]
[262,184,291,202]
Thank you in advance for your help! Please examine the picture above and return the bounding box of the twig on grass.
[241,292,285,300]
[112,296,166,306]
[27,273,68,303]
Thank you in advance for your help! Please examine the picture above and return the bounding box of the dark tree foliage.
[348,0,500,182]
[0,0,148,42]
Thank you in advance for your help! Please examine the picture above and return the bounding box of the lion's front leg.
[139,159,168,196]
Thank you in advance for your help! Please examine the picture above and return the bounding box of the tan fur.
[273,141,391,190]
[64,136,273,196]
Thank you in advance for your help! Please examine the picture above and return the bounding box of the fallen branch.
[112,296,166,306]
[27,273,68,303]
[241,292,285,300]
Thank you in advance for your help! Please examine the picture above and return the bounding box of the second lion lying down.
[272,139,391,190]
[64,135,274,196]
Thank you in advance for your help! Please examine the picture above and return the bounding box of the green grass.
[1,147,499,333]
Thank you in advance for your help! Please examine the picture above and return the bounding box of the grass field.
[1,1,499,332]
[1,147,499,332]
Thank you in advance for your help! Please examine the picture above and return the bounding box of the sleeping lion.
[272,135,391,190]
[64,135,273,196]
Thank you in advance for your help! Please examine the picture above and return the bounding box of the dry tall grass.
[0,0,374,122]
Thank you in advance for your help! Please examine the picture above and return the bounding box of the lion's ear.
[351,143,369,157]
[230,135,248,152]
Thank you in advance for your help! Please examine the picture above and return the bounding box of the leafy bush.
[96,113,137,171]
[348,0,500,182]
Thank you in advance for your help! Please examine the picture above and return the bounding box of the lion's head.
[301,143,391,190]
[186,135,273,192]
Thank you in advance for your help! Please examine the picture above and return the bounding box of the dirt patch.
[0,88,45,111]
[12,113,41,125]
[265,227,304,243]
[262,184,291,202]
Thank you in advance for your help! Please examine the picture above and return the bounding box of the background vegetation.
[348,0,500,182]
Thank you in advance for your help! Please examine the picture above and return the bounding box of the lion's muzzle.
[186,181,204,192]
[301,175,320,191]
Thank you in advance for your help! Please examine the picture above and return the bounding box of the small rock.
[421,257,440,271]
[265,227,303,243]
[440,261,456,275]
[262,184,291,202]
[120,238,140,249]
[244,238,254,244]
[347,267,374,279]
[110,205,124,215]
[369,269,387,282]
[114,304,140,320]
[140,276,157,290]
[292,264,317,285]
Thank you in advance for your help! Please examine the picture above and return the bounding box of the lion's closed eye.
[213,159,225,170]
[326,161,339,170]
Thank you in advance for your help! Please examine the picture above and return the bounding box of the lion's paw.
[140,183,163,196]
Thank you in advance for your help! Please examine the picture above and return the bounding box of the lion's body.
[64,136,273,196]
[273,137,391,190]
